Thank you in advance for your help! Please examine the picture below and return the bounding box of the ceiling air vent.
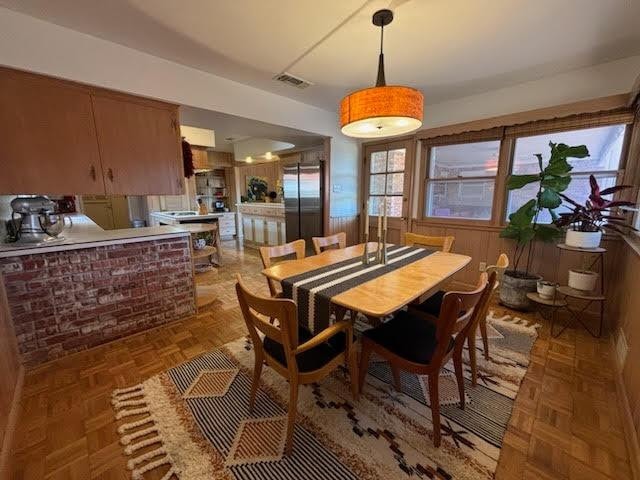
[273,72,312,89]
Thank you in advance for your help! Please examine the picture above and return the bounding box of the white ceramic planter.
[536,280,557,300]
[565,230,602,249]
[568,269,598,292]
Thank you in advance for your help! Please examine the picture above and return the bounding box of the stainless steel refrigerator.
[283,160,323,252]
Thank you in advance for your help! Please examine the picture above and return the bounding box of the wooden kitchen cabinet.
[92,93,183,195]
[0,67,105,194]
[208,151,234,168]
[0,67,184,195]
[192,147,210,171]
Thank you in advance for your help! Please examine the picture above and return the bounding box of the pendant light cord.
[376,22,386,87]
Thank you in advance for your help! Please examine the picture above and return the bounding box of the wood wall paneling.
[608,239,640,478]
[236,161,283,199]
[329,215,360,247]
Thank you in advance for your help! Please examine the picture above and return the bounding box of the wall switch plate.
[479,262,487,272]
[615,328,629,369]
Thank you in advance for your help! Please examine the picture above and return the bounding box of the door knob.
[89,165,96,181]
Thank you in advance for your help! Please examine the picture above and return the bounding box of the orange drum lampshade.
[340,85,424,138]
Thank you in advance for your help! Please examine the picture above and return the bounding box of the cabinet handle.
[176,177,182,188]
[107,168,114,182]
[89,165,96,181]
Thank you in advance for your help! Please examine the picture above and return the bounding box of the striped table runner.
[281,245,435,334]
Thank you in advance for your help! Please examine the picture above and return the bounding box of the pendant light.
[340,9,423,138]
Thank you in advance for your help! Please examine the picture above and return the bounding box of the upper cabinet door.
[91,94,184,195]
[0,68,105,194]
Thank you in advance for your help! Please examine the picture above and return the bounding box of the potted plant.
[499,142,589,310]
[554,175,637,249]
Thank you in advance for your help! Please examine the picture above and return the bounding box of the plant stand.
[550,244,606,338]
[526,292,567,324]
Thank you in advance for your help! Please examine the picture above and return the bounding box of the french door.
[363,139,414,244]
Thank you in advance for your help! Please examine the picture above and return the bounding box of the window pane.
[430,141,500,179]
[386,173,404,195]
[512,124,626,174]
[426,180,494,220]
[506,174,617,224]
[370,151,387,173]
[387,148,406,172]
[369,174,386,195]
[369,196,403,217]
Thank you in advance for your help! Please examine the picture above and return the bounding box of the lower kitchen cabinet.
[237,204,286,247]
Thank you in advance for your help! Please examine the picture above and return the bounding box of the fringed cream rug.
[112,312,538,480]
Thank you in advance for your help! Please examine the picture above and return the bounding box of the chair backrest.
[486,253,509,289]
[259,239,306,296]
[432,272,491,362]
[404,233,455,253]
[312,232,346,255]
[236,274,299,367]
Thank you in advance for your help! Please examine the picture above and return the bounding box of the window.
[424,140,501,220]
[368,148,406,217]
[506,124,627,223]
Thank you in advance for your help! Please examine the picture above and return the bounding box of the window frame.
[367,147,407,218]
[502,122,632,224]
[420,133,507,226]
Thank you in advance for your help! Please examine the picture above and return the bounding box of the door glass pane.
[426,180,494,220]
[512,125,626,174]
[430,141,500,179]
[387,148,406,172]
[369,174,386,195]
[386,173,404,195]
[369,196,403,217]
[506,174,617,224]
[370,151,387,173]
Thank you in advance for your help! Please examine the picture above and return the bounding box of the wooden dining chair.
[236,274,358,455]
[411,251,506,361]
[259,239,306,297]
[311,232,346,255]
[359,273,490,448]
[404,232,455,253]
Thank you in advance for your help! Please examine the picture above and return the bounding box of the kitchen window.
[424,140,501,220]
[506,124,628,224]
[368,148,406,217]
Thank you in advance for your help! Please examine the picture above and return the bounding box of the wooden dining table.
[261,242,471,320]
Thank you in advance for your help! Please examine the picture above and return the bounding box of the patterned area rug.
[112,312,538,480]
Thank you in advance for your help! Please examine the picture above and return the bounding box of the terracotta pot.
[499,270,542,311]
[568,269,598,292]
[565,230,602,249]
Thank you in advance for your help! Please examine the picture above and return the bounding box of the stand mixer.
[10,196,69,244]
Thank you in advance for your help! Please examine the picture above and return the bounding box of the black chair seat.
[362,310,454,365]
[263,325,353,372]
[412,290,467,319]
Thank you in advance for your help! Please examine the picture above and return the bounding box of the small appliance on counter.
[7,196,70,245]
[213,200,225,212]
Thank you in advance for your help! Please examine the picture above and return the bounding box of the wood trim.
[611,336,640,480]
[323,138,331,235]
[416,94,629,139]
[0,365,24,479]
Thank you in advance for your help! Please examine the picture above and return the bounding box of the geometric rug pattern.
[113,313,538,480]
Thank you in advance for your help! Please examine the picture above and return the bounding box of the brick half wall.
[0,237,196,366]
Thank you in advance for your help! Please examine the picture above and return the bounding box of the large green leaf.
[549,209,559,222]
[538,188,562,209]
[555,143,589,159]
[508,199,537,227]
[541,175,571,192]
[507,174,540,190]
[543,158,573,177]
[535,224,562,242]
[499,223,535,245]
[535,153,543,172]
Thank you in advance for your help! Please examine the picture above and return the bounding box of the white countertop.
[0,214,190,258]
[236,202,284,208]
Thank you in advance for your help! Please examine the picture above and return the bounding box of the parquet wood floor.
[8,241,634,479]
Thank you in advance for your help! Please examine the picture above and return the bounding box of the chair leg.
[249,353,263,413]
[358,340,373,394]
[428,373,441,448]
[347,350,359,401]
[479,315,490,360]
[390,365,402,393]
[468,326,478,386]
[285,380,299,455]
[453,352,465,410]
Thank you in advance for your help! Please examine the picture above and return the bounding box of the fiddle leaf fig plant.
[500,142,589,274]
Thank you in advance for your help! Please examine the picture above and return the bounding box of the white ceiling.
[2,0,640,112]
[180,106,324,153]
